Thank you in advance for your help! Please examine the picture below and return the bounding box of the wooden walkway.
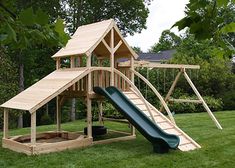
[123,90,201,152]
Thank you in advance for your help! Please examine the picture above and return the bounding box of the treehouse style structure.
[0,19,222,155]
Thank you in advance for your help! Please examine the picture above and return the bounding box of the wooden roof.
[1,68,89,113]
[52,19,138,59]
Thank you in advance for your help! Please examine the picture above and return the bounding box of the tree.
[150,30,181,53]
[0,2,69,128]
[173,0,235,56]
[63,0,151,36]
[132,46,143,53]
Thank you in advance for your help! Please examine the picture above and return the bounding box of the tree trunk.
[18,62,24,128]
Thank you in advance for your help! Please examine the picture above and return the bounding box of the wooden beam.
[169,98,202,104]
[3,108,9,139]
[134,63,200,69]
[103,117,129,123]
[102,39,111,53]
[113,40,123,53]
[160,71,182,112]
[110,28,114,86]
[56,96,61,132]
[86,54,92,138]
[31,112,36,145]
[56,58,60,69]
[183,70,222,129]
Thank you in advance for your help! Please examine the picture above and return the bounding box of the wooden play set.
[0,19,222,155]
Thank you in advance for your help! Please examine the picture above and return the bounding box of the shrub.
[221,91,235,110]
[40,114,53,125]
[168,95,223,113]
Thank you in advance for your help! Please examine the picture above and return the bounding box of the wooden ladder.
[123,90,201,151]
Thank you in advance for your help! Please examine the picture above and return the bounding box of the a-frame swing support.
[159,67,222,130]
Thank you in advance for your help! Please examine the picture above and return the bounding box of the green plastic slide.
[93,86,180,153]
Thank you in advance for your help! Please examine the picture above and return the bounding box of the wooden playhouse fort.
[1,19,222,155]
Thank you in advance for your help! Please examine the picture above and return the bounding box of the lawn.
[0,111,234,168]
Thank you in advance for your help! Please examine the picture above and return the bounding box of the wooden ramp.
[123,90,201,152]
[1,68,89,113]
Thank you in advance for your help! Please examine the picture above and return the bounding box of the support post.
[87,54,92,138]
[56,58,60,69]
[98,101,103,126]
[110,28,114,86]
[31,112,36,145]
[130,56,136,135]
[183,70,222,129]
[56,96,61,131]
[3,108,9,139]
[160,70,182,112]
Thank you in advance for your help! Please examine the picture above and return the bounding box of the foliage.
[173,0,235,56]
[62,0,151,36]
[132,46,143,53]
[150,30,181,53]
[221,90,235,110]
[0,49,19,129]
[168,95,223,113]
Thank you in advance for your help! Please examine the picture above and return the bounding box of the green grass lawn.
[0,111,234,168]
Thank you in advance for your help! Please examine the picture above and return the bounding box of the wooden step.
[123,90,201,152]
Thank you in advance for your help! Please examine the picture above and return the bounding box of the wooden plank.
[34,137,92,155]
[134,63,200,69]
[93,135,136,145]
[3,108,9,139]
[183,70,222,129]
[2,138,32,155]
[169,98,202,104]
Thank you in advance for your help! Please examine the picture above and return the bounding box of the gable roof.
[52,19,137,59]
[137,50,176,62]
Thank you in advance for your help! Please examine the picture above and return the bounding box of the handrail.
[113,69,157,124]
[130,69,176,124]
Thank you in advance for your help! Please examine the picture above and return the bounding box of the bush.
[103,101,124,119]
[168,95,223,113]
[221,91,235,110]
[40,114,53,125]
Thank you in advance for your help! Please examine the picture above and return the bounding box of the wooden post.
[183,70,222,129]
[160,70,182,112]
[130,57,136,136]
[110,28,114,86]
[56,58,60,69]
[3,108,9,139]
[56,96,61,131]
[87,54,92,138]
[98,101,103,126]
[31,112,36,145]
[70,56,75,68]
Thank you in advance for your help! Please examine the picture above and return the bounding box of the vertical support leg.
[87,98,92,138]
[56,96,61,132]
[160,70,182,112]
[98,101,103,126]
[86,54,92,138]
[31,112,36,145]
[3,108,9,139]
[183,70,222,129]
[110,28,114,86]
